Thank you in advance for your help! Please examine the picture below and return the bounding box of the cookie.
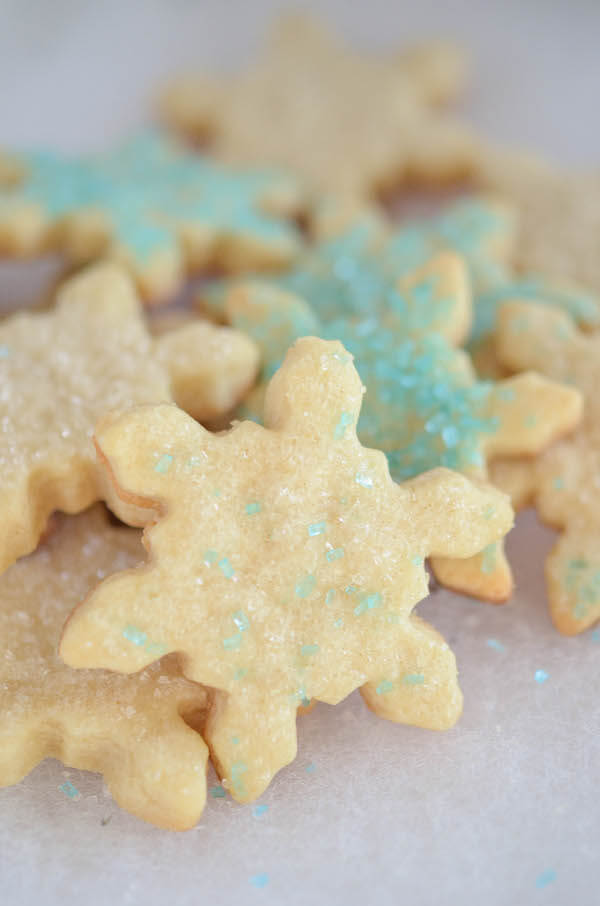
[160,14,478,199]
[201,194,595,375]
[0,506,209,830]
[473,148,600,298]
[0,131,303,304]
[199,214,474,346]
[0,262,259,574]
[221,255,582,602]
[383,195,598,374]
[60,337,514,802]
[493,300,600,634]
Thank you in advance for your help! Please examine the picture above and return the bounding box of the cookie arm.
[51,677,210,831]
[397,251,472,346]
[495,301,578,377]
[60,566,174,672]
[361,615,462,729]
[481,372,582,460]
[401,467,513,559]
[264,336,364,441]
[430,542,513,604]
[204,686,298,803]
[546,523,600,635]
[159,74,228,140]
[225,281,320,380]
[94,403,213,508]
[154,321,260,422]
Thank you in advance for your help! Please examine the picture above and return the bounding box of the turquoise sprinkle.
[553,477,564,490]
[325,589,336,606]
[252,804,269,818]
[223,633,242,650]
[250,874,269,889]
[483,505,496,519]
[535,869,557,890]
[305,762,316,774]
[232,611,250,632]
[203,550,218,565]
[326,547,344,562]
[213,488,221,497]
[234,667,248,681]
[308,521,327,536]
[441,424,460,448]
[355,472,373,488]
[154,453,173,474]
[334,410,354,440]
[123,625,147,647]
[591,629,600,643]
[223,611,249,650]
[481,543,497,575]
[295,574,316,598]
[59,781,79,799]
[376,680,394,695]
[486,638,505,652]
[245,502,261,515]
[231,761,248,796]
[345,585,358,595]
[209,784,226,799]
[1,132,299,268]
[534,669,549,684]
[301,644,319,657]
[333,618,344,628]
[402,673,425,685]
[354,591,383,615]
[218,557,235,579]
[411,556,424,567]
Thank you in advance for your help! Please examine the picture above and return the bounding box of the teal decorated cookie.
[0,131,303,303]
[222,254,582,602]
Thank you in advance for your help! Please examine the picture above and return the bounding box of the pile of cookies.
[0,15,596,830]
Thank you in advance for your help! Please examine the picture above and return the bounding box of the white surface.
[0,2,599,904]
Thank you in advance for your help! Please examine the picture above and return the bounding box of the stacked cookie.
[0,14,595,830]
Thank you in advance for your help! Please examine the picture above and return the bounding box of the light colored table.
[0,2,598,904]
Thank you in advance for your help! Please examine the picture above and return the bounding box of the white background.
[0,2,599,904]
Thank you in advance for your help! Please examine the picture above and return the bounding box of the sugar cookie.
[221,256,582,602]
[61,337,514,801]
[160,14,477,199]
[494,301,600,634]
[0,506,209,830]
[0,262,259,573]
[0,132,302,303]
[473,148,600,298]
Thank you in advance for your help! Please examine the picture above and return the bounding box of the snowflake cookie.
[61,337,514,801]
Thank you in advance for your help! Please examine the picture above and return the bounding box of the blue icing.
[223,196,595,479]
[274,223,457,331]
[232,289,499,481]
[0,132,299,264]
[202,215,460,332]
[322,320,498,480]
